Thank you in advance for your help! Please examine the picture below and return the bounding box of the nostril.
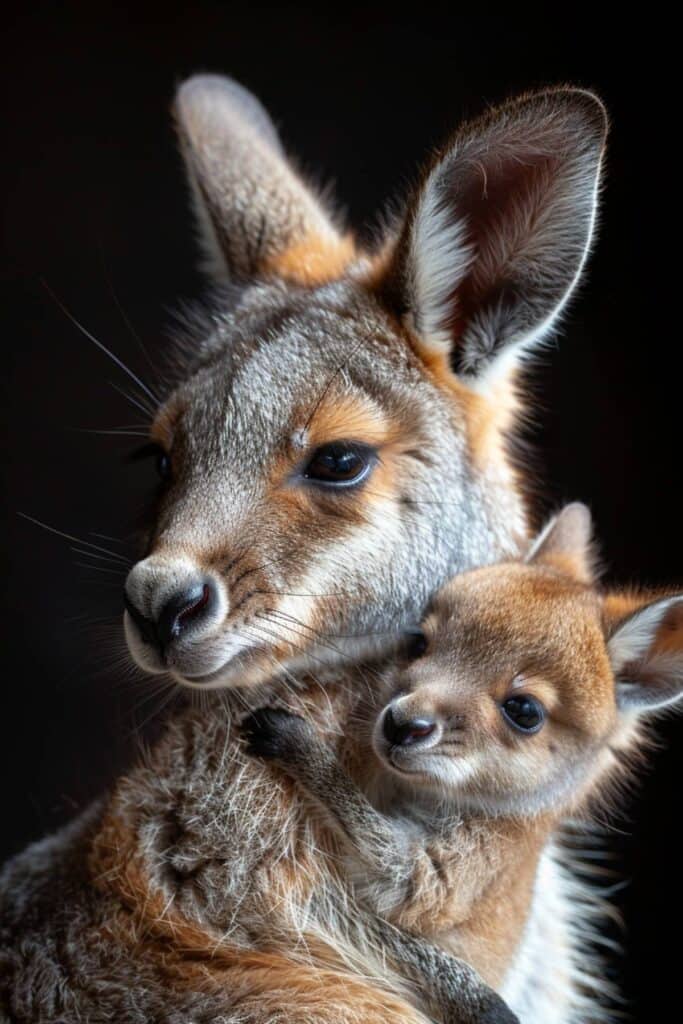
[157,579,217,651]
[175,584,210,630]
[397,719,437,746]
[383,707,436,747]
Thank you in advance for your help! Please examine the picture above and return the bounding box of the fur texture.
[1,78,608,1022]
[242,506,683,1022]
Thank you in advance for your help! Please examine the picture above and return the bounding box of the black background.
[2,5,680,1019]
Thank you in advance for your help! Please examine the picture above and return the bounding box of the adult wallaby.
[0,78,606,1023]
[245,502,683,1022]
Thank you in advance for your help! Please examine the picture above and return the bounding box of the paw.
[472,992,520,1024]
[240,707,312,762]
[444,991,519,1024]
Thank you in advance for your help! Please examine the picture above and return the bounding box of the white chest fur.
[501,840,608,1024]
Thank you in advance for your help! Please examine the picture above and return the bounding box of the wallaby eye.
[129,442,172,482]
[303,441,375,488]
[403,628,428,660]
[501,695,545,734]
[156,450,172,481]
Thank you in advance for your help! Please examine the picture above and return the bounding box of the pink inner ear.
[456,152,560,321]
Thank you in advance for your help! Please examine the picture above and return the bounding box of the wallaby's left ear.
[606,595,683,712]
[174,75,350,283]
[525,502,595,584]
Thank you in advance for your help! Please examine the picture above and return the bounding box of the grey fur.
[0,693,512,1024]
[1,77,606,1023]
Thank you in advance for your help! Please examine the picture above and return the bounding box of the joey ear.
[381,88,607,389]
[174,75,352,283]
[605,595,683,713]
[525,503,595,584]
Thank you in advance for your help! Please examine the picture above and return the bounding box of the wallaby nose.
[157,580,216,649]
[125,578,218,654]
[382,707,437,747]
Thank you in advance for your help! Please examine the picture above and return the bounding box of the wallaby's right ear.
[379,88,607,392]
[174,75,351,282]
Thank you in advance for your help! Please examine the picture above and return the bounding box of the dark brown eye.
[501,695,545,734]
[303,441,374,487]
[156,450,172,481]
[403,628,428,660]
[129,442,172,482]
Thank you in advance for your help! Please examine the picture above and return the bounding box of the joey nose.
[383,707,437,747]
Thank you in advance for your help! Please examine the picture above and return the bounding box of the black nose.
[157,581,216,649]
[382,707,437,747]
[125,579,217,654]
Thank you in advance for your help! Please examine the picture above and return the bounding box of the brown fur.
[245,505,683,1018]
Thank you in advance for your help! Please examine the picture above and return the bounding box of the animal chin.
[383,748,436,779]
[171,636,270,690]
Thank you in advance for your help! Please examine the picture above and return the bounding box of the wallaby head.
[123,75,607,691]
[375,504,683,817]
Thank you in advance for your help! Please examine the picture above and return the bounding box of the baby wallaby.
[244,503,683,1015]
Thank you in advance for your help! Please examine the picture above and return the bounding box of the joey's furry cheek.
[240,707,312,761]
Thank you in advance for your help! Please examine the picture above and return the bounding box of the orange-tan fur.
[2,77,611,1024]
[263,232,358,286]
[243,504,683,1022]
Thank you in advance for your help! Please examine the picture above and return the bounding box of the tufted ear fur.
[380,88,608,393]
[525,502,596,584]
[174,75,352,283]
[604,594,683,714]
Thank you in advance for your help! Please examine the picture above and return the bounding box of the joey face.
[373,563,618,816]
[373,504,683,818]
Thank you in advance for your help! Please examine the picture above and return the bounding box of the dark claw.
[240,707,309,761]
[443,991,519,1024]
[474,993,520,1024]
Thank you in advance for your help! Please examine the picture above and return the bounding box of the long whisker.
[74,562,127,576]
[268,607,397,643]
[41,279,160,407]
[17,513,131,563]
[72,427,151,437]
[259,610,347,661]
[256,613,380,694]
[109,381,156,419]
[71,547,130,567]
[99,247,159,378]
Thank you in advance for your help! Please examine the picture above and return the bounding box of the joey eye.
[130,442,172,482]
[303,441,374,488]
[403,628,428,660]
[501,695,545,734]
